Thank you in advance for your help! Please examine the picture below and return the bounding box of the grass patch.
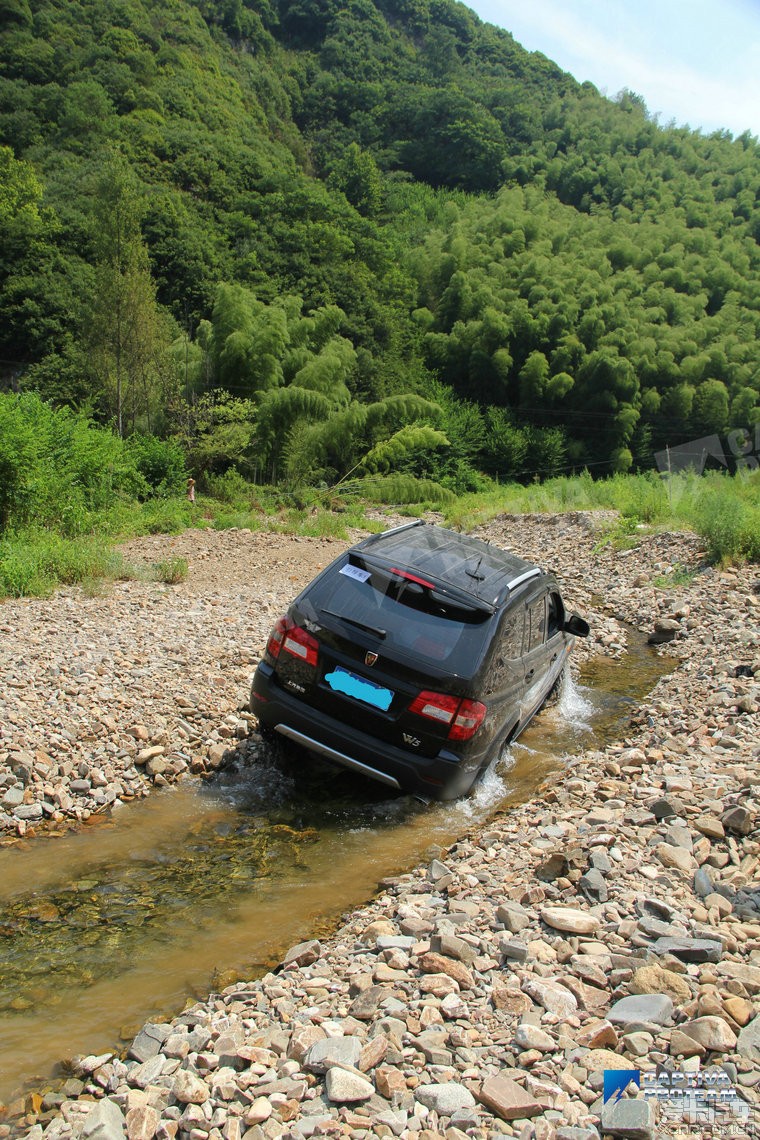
[652,562,698,588]
[591,514,642,555]
[0,531,131,599]
[153,556,189,584]
[688,481,760,564]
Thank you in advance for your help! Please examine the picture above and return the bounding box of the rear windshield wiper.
[321,608,387,639]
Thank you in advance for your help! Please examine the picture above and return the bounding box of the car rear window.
[300,557,492,667]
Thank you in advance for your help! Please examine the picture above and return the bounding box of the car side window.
[527,596,547,650]
[547,592,564,638]
[501,610,524,659]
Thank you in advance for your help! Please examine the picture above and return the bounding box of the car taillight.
[408,691,486,741]
[283,625,319,668]
[266,616,319,668]
[266,615,291,659]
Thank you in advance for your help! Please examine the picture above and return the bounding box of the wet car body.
[251,521,589,800]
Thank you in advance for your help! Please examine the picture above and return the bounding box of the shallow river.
[0,637,669,1104]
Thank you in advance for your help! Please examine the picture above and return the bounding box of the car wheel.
[474,721,518,787]
[545,666,566,706]
[256,722,278,744]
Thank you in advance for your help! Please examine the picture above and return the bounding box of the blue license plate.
[325,666,393,711]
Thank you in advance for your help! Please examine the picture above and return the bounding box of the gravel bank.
[1,514,759,1140]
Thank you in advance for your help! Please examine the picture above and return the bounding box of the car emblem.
[365,651,378,666]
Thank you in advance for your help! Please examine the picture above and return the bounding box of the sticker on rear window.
[339,563,371,583]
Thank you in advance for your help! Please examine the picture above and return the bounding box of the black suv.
[251,521,589,800]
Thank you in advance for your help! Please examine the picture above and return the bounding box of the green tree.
[692,378,730,435]
[84,155,168,435]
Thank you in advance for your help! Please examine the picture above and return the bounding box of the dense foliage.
[0,0,758,489]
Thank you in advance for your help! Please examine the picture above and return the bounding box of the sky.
[467,0,760,139]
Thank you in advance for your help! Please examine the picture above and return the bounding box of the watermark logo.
[603,1070,640,1104]
[655,423,760,478]
[603,1066,756,1136]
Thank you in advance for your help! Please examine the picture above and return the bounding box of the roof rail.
[362,519,425,545]
[506,566,542,592]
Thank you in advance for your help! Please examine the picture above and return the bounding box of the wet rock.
[282,939,321,967]
[649,618,681,645]
[129,1022,172,1063]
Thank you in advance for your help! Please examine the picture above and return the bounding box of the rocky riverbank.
[1,514,759,1140]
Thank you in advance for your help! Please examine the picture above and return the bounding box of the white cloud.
[471,0,760,136]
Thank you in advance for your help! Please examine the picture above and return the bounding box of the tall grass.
[442,468,760,565]
[0,531,131,598]
[1,468,758,600]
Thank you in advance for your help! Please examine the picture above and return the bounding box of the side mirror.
[564,613,590,638]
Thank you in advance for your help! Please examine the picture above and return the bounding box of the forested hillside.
[1,0,759,487]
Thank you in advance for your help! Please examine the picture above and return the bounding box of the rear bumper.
[250,662,483,800]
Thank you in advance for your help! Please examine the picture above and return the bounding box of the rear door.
[520,588,566,719]
[273,556,492,757]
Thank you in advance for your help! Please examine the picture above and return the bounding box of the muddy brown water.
[0,637,671,1106]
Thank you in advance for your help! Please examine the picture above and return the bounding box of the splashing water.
[556,668,595,731]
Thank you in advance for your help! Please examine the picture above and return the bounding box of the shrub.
[205,467,253,504]
[691,486,760,563]
[125,434,187,498]
[153,556,188,584]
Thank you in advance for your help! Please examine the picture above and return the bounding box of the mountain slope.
[1,0,758,477]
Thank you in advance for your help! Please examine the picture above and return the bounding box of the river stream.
[0,636,670,1104]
